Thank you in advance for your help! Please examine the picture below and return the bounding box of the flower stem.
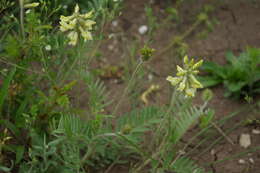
[112,59,144,116]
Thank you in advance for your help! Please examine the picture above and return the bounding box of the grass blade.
[0,67,16,115]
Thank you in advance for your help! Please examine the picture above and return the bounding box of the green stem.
[154,19,202,59]
[134,90,177,172]
[59,44,83,84]
[19,0,25,40]
[112,59,144,116]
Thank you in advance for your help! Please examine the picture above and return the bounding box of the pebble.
[148,74,153,81]
[108,44,114,51]
[138,25,148,35]
[239,133,251,148]
[112,20,118,27]
[108,33,116,39]
[210,149,216,155]
[249,158,254,164]
[238,159,246,164]
[252,129,260,134]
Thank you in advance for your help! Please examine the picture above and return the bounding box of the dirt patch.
[95,0,260,172]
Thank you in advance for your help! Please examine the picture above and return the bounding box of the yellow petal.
[185,88,196,97]
[84,20,96,28]
[68,31,78,46]
[176,65,186,76]
[183,55,189,65]
[79,27,92,41]
[192,60,203,69]
[177,77,186,91]
[166,76,182,86]
[74,4,80,13]
[60,21,72,32]
[188,58,195,67]
[189,74,203,88]
[68,18,77,28]
[82,11,94,19]
[24,2,39,8]
[60,15,74,22]
[192,70,199,75]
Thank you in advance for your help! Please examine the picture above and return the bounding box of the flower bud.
[140,45,155,61]
[202,89,213,102]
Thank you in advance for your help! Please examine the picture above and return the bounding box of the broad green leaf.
[200,61,226,78]
[197,76,222,87]
[224,80,246,92]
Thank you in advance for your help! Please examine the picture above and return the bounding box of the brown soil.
[95,0,260,172]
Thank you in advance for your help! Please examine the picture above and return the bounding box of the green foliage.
[171,157,209,173]
[140,45,155,61]
[19,134,61,173]
[0,1,220,173]
[145,6,158,38]
[0,0,15,13]
[116,106,162,137]
[199,109,215,129]
[199,47,260,98]
[83,73,110,114]
[0,0,121,171]
[165,7,179,22]
[201,89,214,102]
[50,0,121,21]
[0,67,16,114]
[170,104,202,144]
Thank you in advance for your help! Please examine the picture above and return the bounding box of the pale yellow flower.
[167,55,203,98]
[24,2,39,8]
[67,31,78,46]
[59,4,96,46]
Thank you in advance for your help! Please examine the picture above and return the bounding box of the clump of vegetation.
[199,47,260,98]
[1,0,259,173]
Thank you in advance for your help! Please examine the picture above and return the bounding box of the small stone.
[238,159,246,164]
[148,74,153,81]
[239,133,251,148]
[210,149,215,155]
[249,158,254,164]
[178,150,186,155]
[112,20,118,27]
[108,45,114,51]
[108,33,116,39]
[113,79,119,84]
[252,129,260,134]
[138,25,148,35]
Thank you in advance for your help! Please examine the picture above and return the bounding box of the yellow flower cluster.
[167,55,203,97]
[59,4,96,46]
